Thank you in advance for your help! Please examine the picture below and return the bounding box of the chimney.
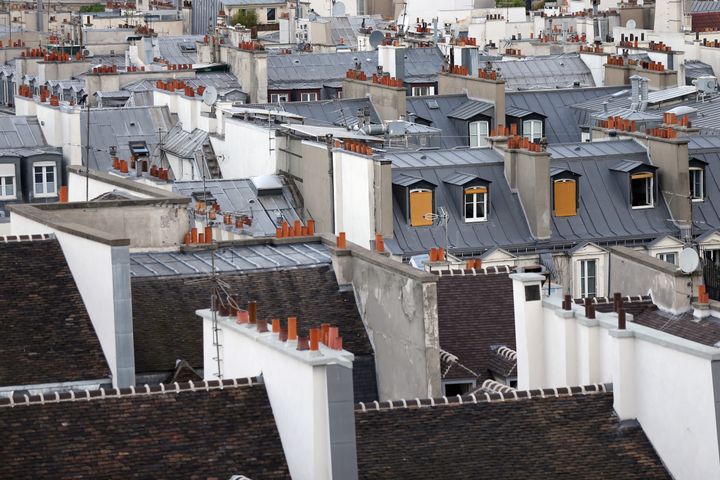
[610,315,636,420]
[514,144,552,240]
[630,75,641,111]
[510,272,546,390]
[377,45,405,80]
[197,309,358,480]
[438,66,505,129]
[647,129,691,227]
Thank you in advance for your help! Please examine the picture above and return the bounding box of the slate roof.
[144,35,202,65]
[487,345,517,377]
[385,140,678,256]
[0,377,291,479]
[81,106,175,171]
[131,265,377,401]
[490,54,595,90]
[173,178,302,236]
[267,47,443,89]
[0,238,110,387]
[246,97,382,127]
[437,272,516,380]
[691,0,720,12]
[632,308,720,346]
[355,388,670,479]
[161,124,209,159]
[0,116,49,150]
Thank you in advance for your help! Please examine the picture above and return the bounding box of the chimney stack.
[647,128,691,227]
[513,146,552,240]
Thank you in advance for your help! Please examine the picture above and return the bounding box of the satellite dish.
[202,86,218,106]
[679,247,700,274]
[626,19,637,29]
[369,30,384,50]
[332,1,346,16]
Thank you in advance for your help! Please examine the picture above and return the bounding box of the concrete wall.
[437,73,505,128]
[331,244,441,399]
[342,78,406,122]
[200,309,358,480]
[213,118,277,178]
[515,150,551,240]
[647,136,691,226]
[511,273,720,480]
[10,209,135,389]
[224,47,268,103]
[283,138,333,233]
[580,52,609,87]
[37,61,91,85]
[604,64,632,86]
[609,246,700,313]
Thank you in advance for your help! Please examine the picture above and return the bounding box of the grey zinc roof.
[442,171,489,185]
[245,98,381,127]
[144,35,202,65]
[688,139,720,233]
[162,124,208,159]
[504,106,536,117]
[392,172,429,186]
[385,140,677,256]
[490,55,595,90]
[684,60,715,80]
[610,159,657,172]
[447,99,494,120]
[81,106,175,171]
[0,116,48,149]
[173,178,302,236]
[691,0,720,12]
[129,242,331,277]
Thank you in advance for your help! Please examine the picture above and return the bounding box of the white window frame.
[300,92,318,102]
[469,120,489,148]
[579,258,597,298]
[464,188,488,223]
[690,167,704,202]
[411,86,435,96]
[33,161,57,198]
[270,93,289,103]
[0,174,15,199]
[657,252,678,265]
[523,119,543,142]
[630,175,654,209]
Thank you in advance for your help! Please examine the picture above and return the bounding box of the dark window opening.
[444,382,473,396]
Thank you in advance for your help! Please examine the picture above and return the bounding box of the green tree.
[79,3,106,12]
[230,9,258,28]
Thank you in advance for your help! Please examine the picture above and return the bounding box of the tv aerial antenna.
[424,206,451,255]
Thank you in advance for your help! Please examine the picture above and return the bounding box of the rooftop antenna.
[424,206,450,256]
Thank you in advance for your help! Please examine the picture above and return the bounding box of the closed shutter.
[554,180,576,217]
[410,190,433,226]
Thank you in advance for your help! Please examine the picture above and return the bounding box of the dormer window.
[393,173,437,228]
[523,119,543,142]
[469,121,489,148]
[464,186,487,222]
[550,167,581,217]
[689,158,707,202]
[409,188,433,226]
[630,172,654,208]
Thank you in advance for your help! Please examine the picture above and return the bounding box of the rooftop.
[245,97,381,127]
[0,377,291,479]
[0,236,109,388]
[355,386,670,479]
[490,54,595,90]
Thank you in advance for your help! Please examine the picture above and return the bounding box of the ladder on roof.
[211,305,224,380]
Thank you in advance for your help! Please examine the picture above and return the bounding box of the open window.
[393,173,437,227]
[443,172,491,223]
[690,157,707,202]
[611,160,658,210]
[550,168,581,217]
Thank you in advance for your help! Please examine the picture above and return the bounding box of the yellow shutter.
[554,180,577,217]
[631,172,654,179]
[464,187,487,195]
[410,190,433,226]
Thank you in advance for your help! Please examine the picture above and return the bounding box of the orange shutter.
[554,180,576,217]
[410,190,433,226]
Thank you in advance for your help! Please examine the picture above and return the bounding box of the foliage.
[495,0,526,7]
[79,3,106,12]
[230,9,258,28]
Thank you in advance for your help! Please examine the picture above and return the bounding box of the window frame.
[300,92,318,102]
[630,173,654,209]
[657,252,678,265]
[690,167,704,202]
[266,7,276,21]
[33,161,57,198]
[0,174,15,199]
[269,93,289,103]
[579,258,597,298]
[411,85,434,96]
[464,186,488,223]
[469,120,490,148]
[523,119,543,142]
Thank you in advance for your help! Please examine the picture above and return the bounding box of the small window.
[270,93,288,103]
[580,259,597,297]
[690,167,704,202]
[267,7,276,21]
[411,86,434,96]
[553,179,577,217]
[300,92,318,102]
[409,188,433,227]
[443,381,475,396]
[523,119,542,142]
[657,252,678,265]
[0,175,14,199]
[469,120,489,148]
[33,163,56,197]
[464,186,487,222]
[630,172,654,208]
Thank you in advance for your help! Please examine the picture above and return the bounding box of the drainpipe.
[326,133,335,234]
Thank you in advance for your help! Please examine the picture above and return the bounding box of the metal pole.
[326,133,335,234]
[85,100,90,201]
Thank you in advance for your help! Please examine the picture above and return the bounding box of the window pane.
[46,167,55,183]
[47,181,55,194]
[587,260,596,277]
[465,195,474,219]
[631,178,651,206]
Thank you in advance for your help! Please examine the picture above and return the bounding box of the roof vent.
[426,99,439,109]
[250,175,283,196]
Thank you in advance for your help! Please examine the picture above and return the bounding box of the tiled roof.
[0,237,110,387]
[131,265,376,400]
[487,345,517,377]
[355,387,670,479]
[437,272,516,380]
[632,308,720,346]
[0,377,291,479]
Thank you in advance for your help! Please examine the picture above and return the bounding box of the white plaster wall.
[216,120,277,178]
[580,53,608,87]
[153,90,178,114]
[203,316,334,480]
[35,103,63,148]
[404,0,473,24]
[333,151,374,248]
[14,96,37,116]
[67,171,153,201]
